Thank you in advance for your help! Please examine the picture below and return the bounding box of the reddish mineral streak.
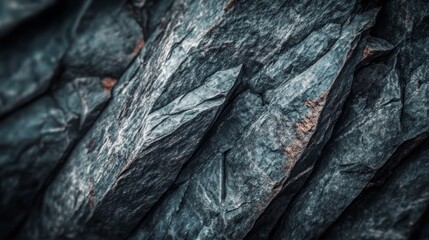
[224,0,237,11]
[133,38,145,55]
[89,179,95,209]
[102,77,117,92]
[284,93,328,172]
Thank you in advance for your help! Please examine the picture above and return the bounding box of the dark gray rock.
[0,0,56,37]
[0,0,143,118]
[243,17,375,240]
[131,89,264,240]
[416,209,429,240]
[0,0,428,239]
[322,140,429,240]
[0,0,143,238]
[21,64,241,239]
[60,0,143,81]
[0,77,112,238]
[272,51,404,240]
[271,0,429,238]
[360,36,394,63]
[133,0,175,38]
[0,0,84,117]
[131,7,379,240]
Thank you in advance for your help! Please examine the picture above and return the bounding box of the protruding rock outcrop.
[1,0,428,239]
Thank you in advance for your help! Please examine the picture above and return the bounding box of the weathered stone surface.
[131,7,378,240]
[0,1,83,117]
[360,36,394,63]
[130,89,264,240]
[0,0,143,117]
[0,0,143,238]
[60,0,143,81]
[0,0,428,239]
[0,77,112,238]
[322,140,429,240]
[21,66,241,239]
[271,0,429,239]
[272,52,403,240]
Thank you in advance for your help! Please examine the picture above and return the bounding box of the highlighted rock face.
[0,0,428,239]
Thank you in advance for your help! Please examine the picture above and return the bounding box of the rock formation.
[0,0,428,239]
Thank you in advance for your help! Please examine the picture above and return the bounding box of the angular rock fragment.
[360,36,394,63]
[0,0,142,117]
[322,140,429,240]
[20,61,241,239]
[131,8,378,240]
[271,0,429,238]
[60,0,143,81]
[0,0,84,117]
[272,51,403,240]
[131,90,264,240]
[0,77,112,238]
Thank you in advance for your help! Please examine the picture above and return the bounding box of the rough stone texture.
[0,77,112,237]
[271,0,429,239]
[322,140,429,240]
[0,0,428,239]
[0,0,144,238]
[272,51,403,240]
[131,8,379,240]
[0,1,83,118]
[0,0,142,118]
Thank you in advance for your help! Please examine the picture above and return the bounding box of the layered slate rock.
[1,0,428,239]
[0,0,84,117]
[60,0,144,81]
[0,0,142,118]
[0,0,143,238]
[272,0,429,239]
[323,140,429,240]
[130,7,379,240]
[20,2,245,235]
[21,64,241,239]
[273,49,404,240]
[0,77,112,237]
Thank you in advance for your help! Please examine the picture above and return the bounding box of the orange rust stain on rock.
[284,93,328,172]
[102,77,117,92]
[295,93,328,137]
[305,92,328,110]
[362,46,374,60]
[133,38,145,55]
[284,139,304,171]
[224,0,237,11]
[295,116,318,138]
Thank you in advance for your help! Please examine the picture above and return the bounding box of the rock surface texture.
[0,0,428,239]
